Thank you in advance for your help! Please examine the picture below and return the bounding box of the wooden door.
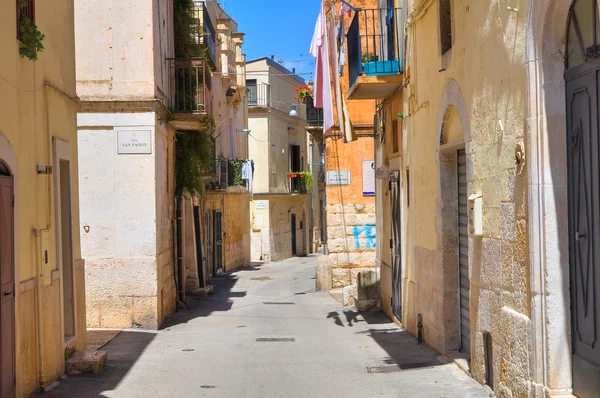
[0,174,15,398]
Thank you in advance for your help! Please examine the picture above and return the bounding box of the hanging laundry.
[241,160,251,180]
[310,2,334,133]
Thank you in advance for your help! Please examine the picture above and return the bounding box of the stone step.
[189,285,215,296]
[66,350,108,375]
[329,288,343,303]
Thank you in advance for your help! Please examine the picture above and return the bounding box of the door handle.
[576,232,586,241]
[3,291,13,297]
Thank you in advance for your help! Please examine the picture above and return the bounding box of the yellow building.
[373,0,599,396]
[0,0,87,396]
[200,3,251,277]
[247,57,311,262]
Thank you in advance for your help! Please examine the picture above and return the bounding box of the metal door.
[457,149,470,354]
[194,206,204,287]
[291,214,297,256]
[566,65,600,397]
[390,171,402,320]
[205,211,212,278]
[213,211,223,274]
[0,173,15,398]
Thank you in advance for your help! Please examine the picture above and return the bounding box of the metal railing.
[306,96,324,127]
[17,0,35,40]
[347,7,404,89]
[192,2,216,65]
[168,58,210,114]
[205,157,228,191]
[248,83,271,107]
[289,173,309,194]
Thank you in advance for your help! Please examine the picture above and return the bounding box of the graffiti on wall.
[353,224,376,249]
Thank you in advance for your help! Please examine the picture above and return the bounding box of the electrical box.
[39,230,55,287]
[468,194,483,236]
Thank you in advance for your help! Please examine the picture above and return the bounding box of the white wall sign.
[327,170,351,185]
[255,200,268,209]
[363,160,375,196]
[117,130,152,154]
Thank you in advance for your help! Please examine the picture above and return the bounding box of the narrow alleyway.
[42,256,489,398]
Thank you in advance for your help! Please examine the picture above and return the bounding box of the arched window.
[0,161,10,176]
[567,0,600,69]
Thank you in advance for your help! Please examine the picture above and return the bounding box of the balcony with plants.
[346,7,405,100]
[287,171,312,195]
[169,0,216,131]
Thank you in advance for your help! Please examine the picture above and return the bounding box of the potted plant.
[294,85,314,103]
[299,171,313,193]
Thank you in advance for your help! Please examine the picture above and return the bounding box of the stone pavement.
[39,255,490,398]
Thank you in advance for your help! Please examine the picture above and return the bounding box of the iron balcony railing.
[288,172,310,194]
[168,58,211,114]
[17,0,35,40]
[192,2,216,66]
[305,96,324,127]
[205,157,228,191]
[347,7,404,89]
[248,83,271,107]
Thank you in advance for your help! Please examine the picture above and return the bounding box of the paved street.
[42,255,489,398]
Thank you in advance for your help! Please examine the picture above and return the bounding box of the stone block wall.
[223,192,251,271]
[318,203,378,304]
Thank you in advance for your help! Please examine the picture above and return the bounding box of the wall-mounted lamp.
[37,165,52,175]
[289,105,298,117]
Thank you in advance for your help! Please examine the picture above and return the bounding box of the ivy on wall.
[228,158,246,187]
[175,128,213,197]
[18,0,45,61]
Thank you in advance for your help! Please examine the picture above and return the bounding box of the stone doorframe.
[435,79,472,355]
[526,0,573,394]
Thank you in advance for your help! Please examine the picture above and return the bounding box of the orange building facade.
[315,0,380,310]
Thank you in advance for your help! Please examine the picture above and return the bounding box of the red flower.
[294,85,313,100]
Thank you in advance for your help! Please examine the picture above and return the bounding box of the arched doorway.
[0,160,15,398]
[565,1,600,395]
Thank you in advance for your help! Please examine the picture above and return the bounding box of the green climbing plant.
[18,0,45,61]
[175,129,214,197]
[299,171,313,193]
[227,158,246,187]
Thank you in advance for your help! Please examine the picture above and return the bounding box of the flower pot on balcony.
[287,173,299,178]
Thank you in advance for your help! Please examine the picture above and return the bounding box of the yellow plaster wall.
[0,0,86,395]
[378,1,532,395]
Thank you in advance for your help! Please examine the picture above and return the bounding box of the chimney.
[271,55,275,60]
[292,68,296,74]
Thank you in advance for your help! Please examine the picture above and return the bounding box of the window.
[247,79,257,106]
[439,0,452,55]
[17,0,35,41]
[392,120,400,153]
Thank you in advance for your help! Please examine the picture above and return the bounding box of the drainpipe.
[171,217,179,313]
[34,229,47,390]
[176,194,185,306]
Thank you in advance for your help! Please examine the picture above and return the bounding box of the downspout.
[34,230,47,390]
[171,216,179,313]
[176,194,185,307]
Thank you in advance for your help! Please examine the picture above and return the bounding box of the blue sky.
[220,0,322,82]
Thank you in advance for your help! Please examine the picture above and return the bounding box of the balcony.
[248,83,271,107]
[205,157,228,191]
[192,2,217,68]
[168,58,211,131]
[306,96,323,127]
[288,172,311,195]
[347,7,404,100]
